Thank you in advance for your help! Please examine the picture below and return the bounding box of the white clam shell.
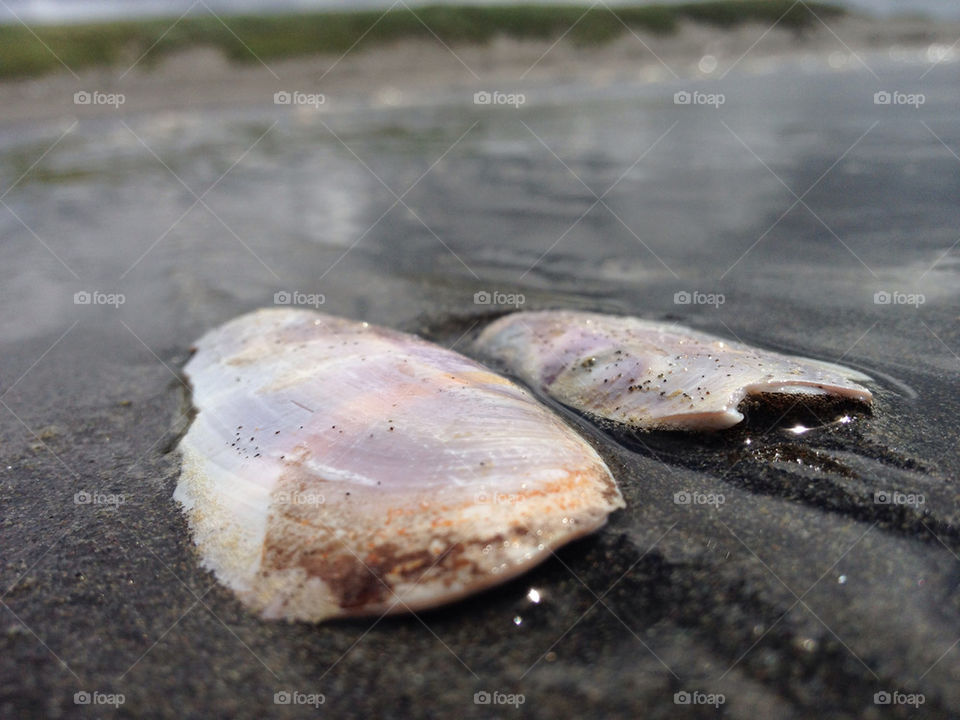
[475,310,873,431]
[174,309,623,622]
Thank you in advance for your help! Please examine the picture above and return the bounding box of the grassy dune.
[0,1,845,80]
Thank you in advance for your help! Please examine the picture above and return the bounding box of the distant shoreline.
[0,2,848,80]
[0,3,955,126]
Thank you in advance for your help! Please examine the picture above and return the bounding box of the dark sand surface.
[2,22,960,720]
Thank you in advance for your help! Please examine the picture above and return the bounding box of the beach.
[2,5,960,718]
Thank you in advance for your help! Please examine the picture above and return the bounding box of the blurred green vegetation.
[0,1,845,79]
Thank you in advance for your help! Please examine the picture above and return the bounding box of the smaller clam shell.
[175,309,623,621]
[474,310,873,431]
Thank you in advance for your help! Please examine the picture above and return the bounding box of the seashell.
[474,310,873,432]
[174,308,623,622]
